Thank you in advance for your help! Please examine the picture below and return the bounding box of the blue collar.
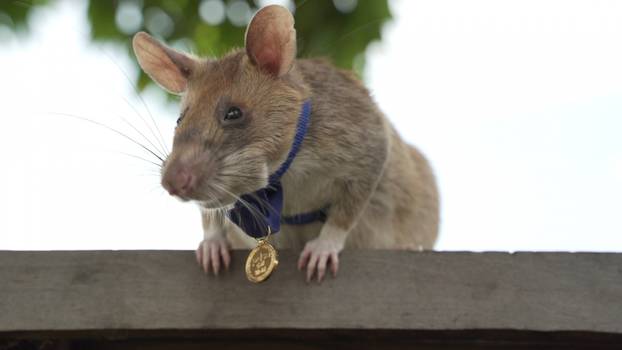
[227,100,326,238]
[268,100,312,185]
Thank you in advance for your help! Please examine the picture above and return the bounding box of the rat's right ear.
[245,5,296,78]
[132,32,195,94]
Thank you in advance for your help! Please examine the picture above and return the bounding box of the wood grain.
[1,250,621,348]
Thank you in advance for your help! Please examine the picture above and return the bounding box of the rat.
[132,4,439,282]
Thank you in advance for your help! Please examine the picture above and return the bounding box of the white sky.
[1,0,621,251]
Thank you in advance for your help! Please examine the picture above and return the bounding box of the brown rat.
[132,5,439,282]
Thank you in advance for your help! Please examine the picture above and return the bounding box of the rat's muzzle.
[162,165,197,198]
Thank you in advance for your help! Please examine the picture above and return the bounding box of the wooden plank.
[1,250,621,346]
[3,330,622,349]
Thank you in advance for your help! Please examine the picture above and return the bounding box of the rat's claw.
[196,237,231,276]
[297,249,311,271]
[316,254,328,282]
[220,243,231,270]
[306,253,319,282]
[201,241,210,273]
[210,243,220,275]
[299,238,341,283]
[195,240,209,273]
[330,252,339,277]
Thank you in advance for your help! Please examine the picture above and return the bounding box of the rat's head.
[132,5,304,208]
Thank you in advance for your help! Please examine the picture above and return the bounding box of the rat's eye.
[224,106,243,121]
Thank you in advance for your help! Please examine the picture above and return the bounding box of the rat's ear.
[132,32,195,94]
[245,5,296,78]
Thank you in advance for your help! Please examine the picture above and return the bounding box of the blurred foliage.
[0,0,391,92]
[0,0,50,31]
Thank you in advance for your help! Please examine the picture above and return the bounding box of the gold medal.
[245,229,278,283]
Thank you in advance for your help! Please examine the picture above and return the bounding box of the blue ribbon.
[227,100,326,238]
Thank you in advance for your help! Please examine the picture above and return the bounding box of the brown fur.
[270,59,439,250]
[132,5,439,279]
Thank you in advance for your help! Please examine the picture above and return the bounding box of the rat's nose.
[162,167,196,197]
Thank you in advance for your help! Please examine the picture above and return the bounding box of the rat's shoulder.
[296,58,359,80]
[295,57,368,96]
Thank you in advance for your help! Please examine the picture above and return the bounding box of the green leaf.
[3,0,391,97]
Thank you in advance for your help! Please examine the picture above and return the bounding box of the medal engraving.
[245,240,278,283]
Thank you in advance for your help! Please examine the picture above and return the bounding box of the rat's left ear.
[245,5,296,78]
[132,32,196,94]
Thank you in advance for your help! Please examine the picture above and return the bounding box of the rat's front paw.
[297,238,341,283]
[196,237,231,276]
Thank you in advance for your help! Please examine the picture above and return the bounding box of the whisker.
[29,14,171,160]
[119,96,168,157]
[48,112,164,163]
[235,190,278,226]
[246,191,281,218]
[203,186,228,219]
[216,172,265,181]
[137,173,161,178]
[116,115,167,160]
[117,151,162,168]
[99,48,170,156]
[211,182,268,232]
